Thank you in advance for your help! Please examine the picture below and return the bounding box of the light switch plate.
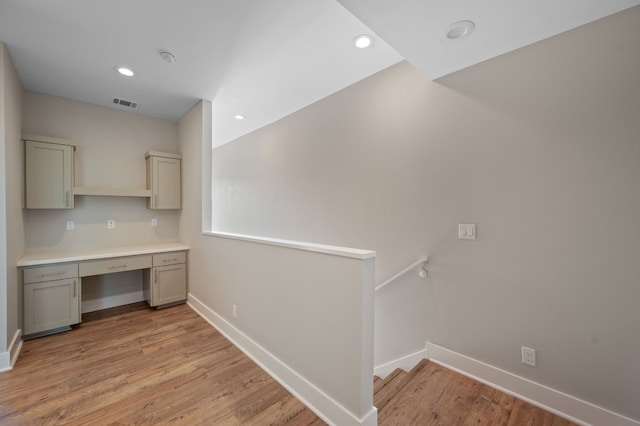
[151,218,158,227]
[458,223,476,240]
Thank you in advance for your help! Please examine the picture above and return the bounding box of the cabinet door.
[148,156,181,209]
[24,278,80,335]
[152,264,186,306]
[25,140,74,209]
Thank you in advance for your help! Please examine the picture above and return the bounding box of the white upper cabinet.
[24,136,75,209]
[146,151,181,210]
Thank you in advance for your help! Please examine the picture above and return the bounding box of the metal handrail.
[375,256,428,292]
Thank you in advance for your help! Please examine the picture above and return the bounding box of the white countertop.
[17,242,190,267]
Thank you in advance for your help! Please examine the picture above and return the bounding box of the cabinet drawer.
[24,263,78,284]
[153,251,186,267]
[79,255,152,277]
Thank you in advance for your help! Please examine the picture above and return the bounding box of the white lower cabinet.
[24,276,80,336]
[144,252,187,307]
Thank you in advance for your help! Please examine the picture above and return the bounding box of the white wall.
[209,7,640,422]
[0,42,24,368]
[22,92,180,311]
[179,102,377,425]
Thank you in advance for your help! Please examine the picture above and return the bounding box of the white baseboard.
[188,294,377,426]
[0,329,23,372]
[9,329,22,368]
[374,347,428,379]
[426,342,640,426]
[82,291,145,313]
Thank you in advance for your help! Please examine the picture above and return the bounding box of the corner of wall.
[200,100,212,233]
[373,345,428,379]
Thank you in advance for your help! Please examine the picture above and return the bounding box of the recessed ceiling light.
[353,34,374,49]
[114,66,135,77]
[445,21,475,41]
[234,114,245,120]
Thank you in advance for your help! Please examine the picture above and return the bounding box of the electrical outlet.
[232,304,238,318]
[107,219,115,229]
[66,220,75,230]
[458,223,476,240]
[522,346,536,367]
[151,218,158,227]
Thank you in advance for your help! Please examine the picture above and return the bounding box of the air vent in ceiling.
[112,97,138,109]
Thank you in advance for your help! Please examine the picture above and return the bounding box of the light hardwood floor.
[0,302,576,425]
[0,303,324,425]
[375,359,577,426]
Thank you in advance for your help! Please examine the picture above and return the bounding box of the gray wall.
[209,7,640,421]
[0,42,24,363]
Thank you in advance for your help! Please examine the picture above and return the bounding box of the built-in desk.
[18,243,189,338]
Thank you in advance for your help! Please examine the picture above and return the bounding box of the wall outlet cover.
[458,223,476,240]
[522,346,536,367]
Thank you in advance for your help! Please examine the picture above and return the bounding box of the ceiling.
[1,0,639,147]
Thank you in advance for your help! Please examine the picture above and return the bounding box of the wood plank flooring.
[0,302,324,425]
[0,302,578,425]
[375,359,577,426]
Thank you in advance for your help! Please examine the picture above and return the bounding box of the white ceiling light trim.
[353,34,374,48]
[445,20,475,41]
